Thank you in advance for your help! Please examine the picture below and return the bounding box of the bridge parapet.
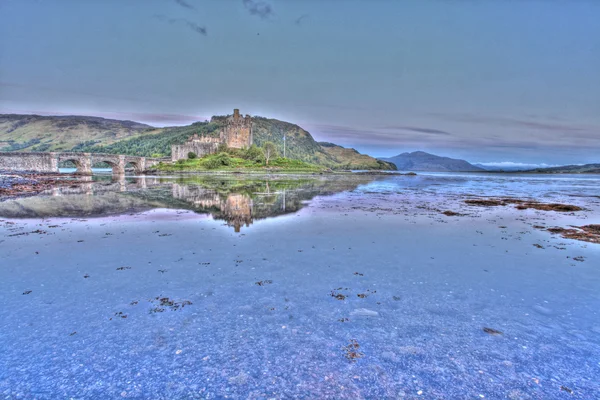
[0,152,163,175]
[0,152,58,173]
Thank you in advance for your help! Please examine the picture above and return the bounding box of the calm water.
[1,172,599,399]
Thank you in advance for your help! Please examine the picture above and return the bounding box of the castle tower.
[221,109,253,149]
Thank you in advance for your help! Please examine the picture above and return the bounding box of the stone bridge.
[0,152,166,175]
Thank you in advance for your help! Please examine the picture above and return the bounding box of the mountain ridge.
[380,151,484,172]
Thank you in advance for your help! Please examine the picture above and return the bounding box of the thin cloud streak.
[306,124,454,146]
[379,126,452,135]
[154,14,207,36]
[295,14,309,25]
[305,122,598,153]
[173,0,195,10]
[243,0,273,19]
[430,113,599,134]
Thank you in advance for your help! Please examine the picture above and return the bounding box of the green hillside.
[0,114,155,152]
[319,142,396,170]
[0,113,396,170]
[79,122,221,157]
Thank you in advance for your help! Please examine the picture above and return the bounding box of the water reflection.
[0,174,380,230]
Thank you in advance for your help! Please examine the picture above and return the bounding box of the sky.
[1,0,599,166]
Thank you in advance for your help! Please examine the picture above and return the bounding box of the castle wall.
[171,142,219,162]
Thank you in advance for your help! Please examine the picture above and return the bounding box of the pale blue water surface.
[0,173,599,399]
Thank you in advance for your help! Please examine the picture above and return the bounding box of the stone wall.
[0,152,58,172]
[171,142,219,162]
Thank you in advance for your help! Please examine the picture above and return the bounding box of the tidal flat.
[1,172,599,399]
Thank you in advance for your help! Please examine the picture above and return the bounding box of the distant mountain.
[380,151,485,172]
[0,114,155,152]
[525,163,600,174]
[0,113,395,170]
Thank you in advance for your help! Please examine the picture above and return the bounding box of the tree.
[262,142,278,166]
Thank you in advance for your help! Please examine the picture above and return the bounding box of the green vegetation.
[156,145,324,173]
[187,152,197,159]
[78,121,222,157]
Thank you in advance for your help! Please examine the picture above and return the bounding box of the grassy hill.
[525,163,600,174]
[0,114,156,152]
[319,142,395,170]
[0,113,396,170]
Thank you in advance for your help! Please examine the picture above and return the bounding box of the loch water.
[1,172,599,399]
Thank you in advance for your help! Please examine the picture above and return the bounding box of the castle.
[171,109,253,161]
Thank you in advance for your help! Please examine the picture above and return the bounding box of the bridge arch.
[93,156,125,175]
[61,159,85,173]
[124,160,144,174]
[56,153,92,175]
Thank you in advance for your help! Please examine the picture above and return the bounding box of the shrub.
[203,152,233,169]
[244,144,264,163]
[215,152,232,166]
[204,158,221,169]
[217,143,229,154]
[188,152,197,159]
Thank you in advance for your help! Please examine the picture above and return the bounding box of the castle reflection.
[171,184,254,232]
[0,174,381,230]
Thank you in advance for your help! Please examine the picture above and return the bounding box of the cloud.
[243,0,273,19]
[474,161,560,169]
[430,113,598,135]
[154,14,207,36]
[305,124,452,146]
[173,0,195,10]
[379,126,452,135]
[295,14,309,25]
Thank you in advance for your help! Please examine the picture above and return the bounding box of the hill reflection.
[0,175,380,231]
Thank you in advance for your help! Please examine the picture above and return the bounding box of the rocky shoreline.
[0,171,83,199]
